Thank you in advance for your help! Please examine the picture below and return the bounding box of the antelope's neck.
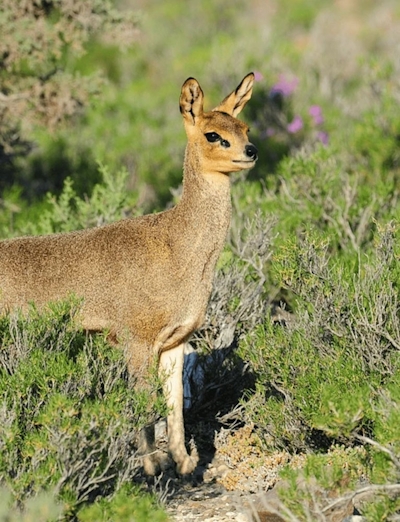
[176,145,232,239]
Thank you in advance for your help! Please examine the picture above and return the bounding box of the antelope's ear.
[180,78,204,125]
[213,73,254,117]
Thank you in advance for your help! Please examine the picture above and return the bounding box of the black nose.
[245,144,258,161]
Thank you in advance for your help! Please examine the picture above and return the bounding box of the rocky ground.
[140,423,365,522]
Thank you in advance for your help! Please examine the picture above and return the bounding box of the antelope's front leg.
[159,343,198,475]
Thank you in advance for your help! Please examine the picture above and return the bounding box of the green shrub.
[0,164,138,239]
[239,222,399,447]
[0,0,138,197]
[237,222,400,519]
[0,487,63,522]
[0,300,166,519]
[77,484,168,522]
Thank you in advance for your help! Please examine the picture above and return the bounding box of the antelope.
[0,73,258,475]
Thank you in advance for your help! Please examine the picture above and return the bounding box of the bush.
[239,222,400,447]
[235,223,400,519]
[0,487,62,521]
[0,300,166,519]
[0,0,138,197]
[0,164,138,239]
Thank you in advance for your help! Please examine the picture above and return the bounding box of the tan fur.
[0,74,257,475]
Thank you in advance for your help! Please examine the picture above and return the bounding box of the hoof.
[142,450,170,476]
[176,447,199,476]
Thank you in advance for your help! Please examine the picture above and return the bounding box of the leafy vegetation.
[0,0,138,197]
[0,298,167,519]
[1,0,400,520]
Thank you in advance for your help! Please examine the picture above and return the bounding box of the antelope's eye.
[205,132,221,143]
[220,139,230,148]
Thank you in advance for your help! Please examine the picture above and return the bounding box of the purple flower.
[317,131,329,145]
[253,71,264,82]
[270,75,299,97]
[309,105,324,125]
[263,127,276,138]
[287,115,303,134]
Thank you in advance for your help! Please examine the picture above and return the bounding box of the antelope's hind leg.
[125,339,170,475]
[138,423,170,476]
